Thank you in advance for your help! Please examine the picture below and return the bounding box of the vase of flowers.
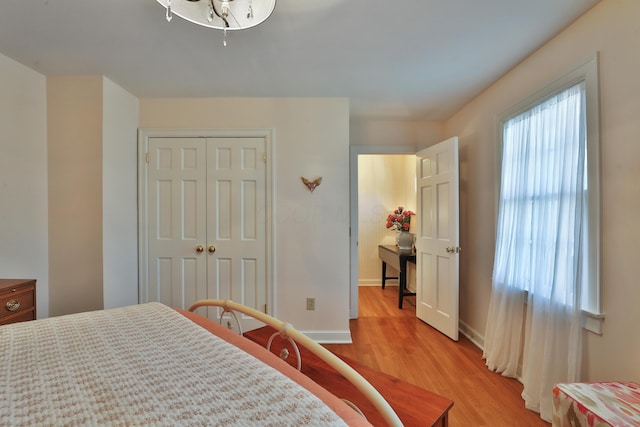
[385,206,415,250]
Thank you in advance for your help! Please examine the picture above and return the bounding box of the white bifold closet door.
[142,136,267,330]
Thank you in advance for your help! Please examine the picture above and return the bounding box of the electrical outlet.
[306,297,316,310]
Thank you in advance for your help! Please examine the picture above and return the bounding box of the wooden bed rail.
[188,299,403,427]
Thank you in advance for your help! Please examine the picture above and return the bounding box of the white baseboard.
[358,281,397,287]
[304,323,483,348]
[459,320,485,350]
[301,330,353,344]
[303,322,482,349]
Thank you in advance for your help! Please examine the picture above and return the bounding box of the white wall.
[47,76,104,316]
[350,119,444,148]
[0,53,49,318]
[47,76,140,316]
[444,0,640,382]
[102,78,139,309]
[139,98,351,335]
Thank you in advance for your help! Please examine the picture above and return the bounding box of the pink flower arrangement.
[385,206,415,231]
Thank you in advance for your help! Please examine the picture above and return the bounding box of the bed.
[0,300,402,426]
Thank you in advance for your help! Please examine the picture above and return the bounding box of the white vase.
[396,231,414,251]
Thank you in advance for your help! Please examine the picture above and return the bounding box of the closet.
[138,131,272,330]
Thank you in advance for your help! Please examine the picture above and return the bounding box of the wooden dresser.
[0,279,36,325]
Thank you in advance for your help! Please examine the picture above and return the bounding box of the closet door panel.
[207,138,266,316]
[147,138,208,310]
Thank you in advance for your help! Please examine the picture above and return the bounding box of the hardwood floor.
[323,286,549,427]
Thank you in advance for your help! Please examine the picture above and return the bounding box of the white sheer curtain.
[484,82,586,422]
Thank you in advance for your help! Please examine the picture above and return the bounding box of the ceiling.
[0,0,599,120]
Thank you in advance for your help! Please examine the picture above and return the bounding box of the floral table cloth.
[552,382,640,427]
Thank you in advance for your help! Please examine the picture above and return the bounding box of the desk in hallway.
[378,245,416,309]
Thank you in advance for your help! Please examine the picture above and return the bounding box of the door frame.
[138,128,276,314]
[349,144,417,319]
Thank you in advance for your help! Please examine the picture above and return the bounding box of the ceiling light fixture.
[157,0,276,45]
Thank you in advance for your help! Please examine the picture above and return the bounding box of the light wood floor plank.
[324,286,549,426]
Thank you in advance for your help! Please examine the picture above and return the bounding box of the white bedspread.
[0,302,348,426]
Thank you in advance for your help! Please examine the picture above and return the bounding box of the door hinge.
[263,152,267,164]
[263,304,267,314]
[145,152,149,163]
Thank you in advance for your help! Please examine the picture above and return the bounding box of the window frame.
[494,53,603,334]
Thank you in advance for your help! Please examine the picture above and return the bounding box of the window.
[495,54,602,332]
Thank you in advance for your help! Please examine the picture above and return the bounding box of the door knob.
[446,246,455,254]
[195,245,204,253]
[208,245,216,253]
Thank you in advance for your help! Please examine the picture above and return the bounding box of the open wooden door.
[415,137,460,341]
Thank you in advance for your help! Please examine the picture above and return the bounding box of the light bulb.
[221,0,230,19]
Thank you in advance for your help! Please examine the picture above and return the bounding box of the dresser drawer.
[0,279,36,325]
[0,309,35,325]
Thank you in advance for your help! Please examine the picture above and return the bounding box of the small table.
[378,245,416,309]
[553,382,640,426]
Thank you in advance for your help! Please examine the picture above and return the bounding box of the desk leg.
[399,259,406,309]
[381,261,387,289]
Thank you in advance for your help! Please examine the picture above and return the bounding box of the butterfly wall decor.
[301,176,322,192]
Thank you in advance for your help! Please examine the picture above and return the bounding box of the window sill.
[582,310,605,335]
[521,291,604,334]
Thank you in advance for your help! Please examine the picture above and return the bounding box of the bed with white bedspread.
[0,302,396,426]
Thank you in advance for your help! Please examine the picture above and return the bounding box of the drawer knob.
[6,299,20,312]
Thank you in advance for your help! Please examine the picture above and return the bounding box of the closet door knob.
[208,245,216,253]
[195,245,204,253]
